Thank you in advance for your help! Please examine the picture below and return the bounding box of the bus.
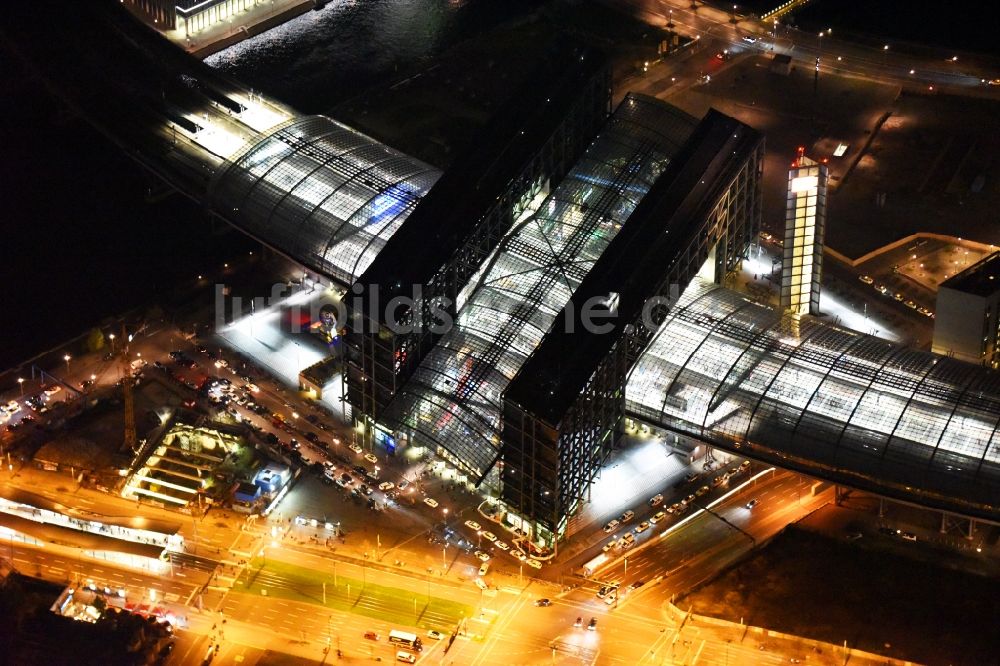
[581,553,609,577]
[388,630,423,652]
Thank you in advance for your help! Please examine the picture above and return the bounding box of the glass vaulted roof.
[208,116,441,286]
[628,278,1000,517]
[385,95,698,479]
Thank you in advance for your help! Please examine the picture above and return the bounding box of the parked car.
[423,497,439,508]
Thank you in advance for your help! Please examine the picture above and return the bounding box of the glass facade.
[382,96,699,480]
[780,156,827,315]
[628,278,1000,518]
[209,115,441,286]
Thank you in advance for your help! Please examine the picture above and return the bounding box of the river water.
[206,0,539,113]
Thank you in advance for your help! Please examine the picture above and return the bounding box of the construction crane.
[120,324,137,453]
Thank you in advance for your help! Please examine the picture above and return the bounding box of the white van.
[396,651,416,663]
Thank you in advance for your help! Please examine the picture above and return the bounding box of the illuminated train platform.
[628,278,1000,522]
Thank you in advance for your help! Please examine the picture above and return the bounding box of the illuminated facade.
[932,251,1000,368]
[124,0,275,34]
[780,152,827,315]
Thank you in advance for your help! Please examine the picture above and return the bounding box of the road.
[615,0,1000,95]
[437,471,833,666]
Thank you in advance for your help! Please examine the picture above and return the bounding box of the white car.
[650,511,666,524]
[464,520,481,531]
[495,541,510,551]
[43,385,63,396]
[481,531,497,542]
[603,519,620,533]
[602,539,618,553]
[4,400,20,414]
[349,444,363,454]
[378,481,395,491]
[423,497,439,508]
[364,453,378,464]
[427,630,445,640]
[524,558,542,570]
[474,550,490,562]
[511,550,527,561]
[635,521,651,534]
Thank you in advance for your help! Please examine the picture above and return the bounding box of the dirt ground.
[680,526,1000,666]
[659,53,900,237]
[828,92,1000,258]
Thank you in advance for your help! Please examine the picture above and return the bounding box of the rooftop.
[941,251,1000,297]
[506,108,761,424]
[353,38,609,320]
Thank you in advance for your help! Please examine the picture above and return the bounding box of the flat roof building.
[932,251,1000,368]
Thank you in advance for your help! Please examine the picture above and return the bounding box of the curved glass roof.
[208,115,441,285]
[627,279,1000,518]
[385,96,699,479]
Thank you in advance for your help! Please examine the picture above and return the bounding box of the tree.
[85,327,106,353]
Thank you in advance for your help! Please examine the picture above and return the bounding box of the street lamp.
[17,378,24,396]
[109,333,116,352]
[63,354,71,373]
